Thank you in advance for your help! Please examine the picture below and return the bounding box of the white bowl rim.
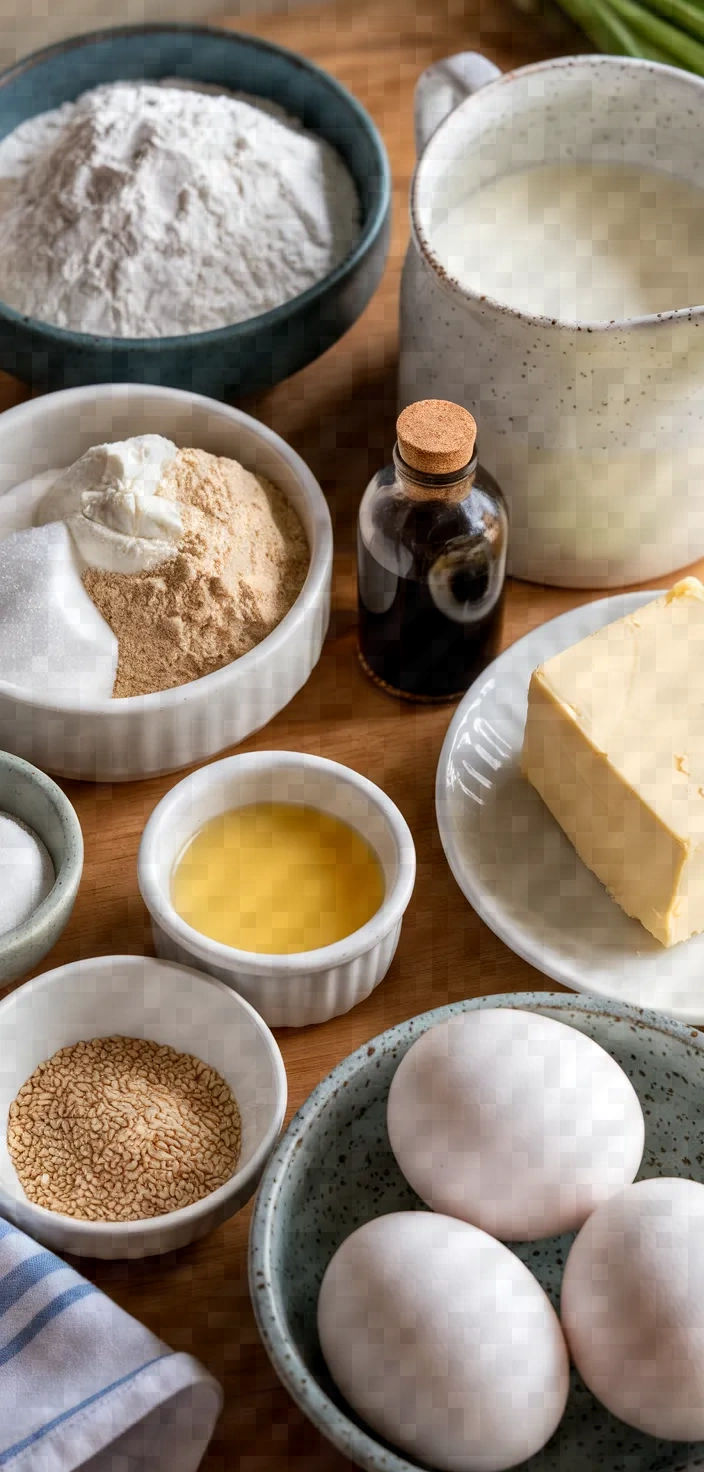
[138,751,417,974]
[0,953,288,1238]
[0,383,332,714]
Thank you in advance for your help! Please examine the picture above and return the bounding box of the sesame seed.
[7,1036,242,1222]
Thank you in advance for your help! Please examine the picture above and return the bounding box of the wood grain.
[2,0,701,1465]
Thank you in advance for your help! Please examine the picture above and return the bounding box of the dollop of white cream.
[33,434,181,573]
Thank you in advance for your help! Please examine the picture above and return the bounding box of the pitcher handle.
[414,52,502,156]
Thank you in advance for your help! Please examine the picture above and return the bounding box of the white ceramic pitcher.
[399,53,704,588]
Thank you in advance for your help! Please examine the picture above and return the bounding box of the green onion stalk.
[555,0,704,73]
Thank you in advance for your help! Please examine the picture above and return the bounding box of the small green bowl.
[0,23,391,398]
[249,991,704,1472]
[0,752,83,984]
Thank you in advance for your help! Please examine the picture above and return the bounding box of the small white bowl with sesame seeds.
[0,954,287,1259]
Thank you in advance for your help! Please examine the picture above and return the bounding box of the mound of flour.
[0,81,360,338]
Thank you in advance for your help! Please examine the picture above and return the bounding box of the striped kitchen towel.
[0,1219,222,1472]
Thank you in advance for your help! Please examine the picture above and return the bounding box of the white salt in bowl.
[0,750,83,985]
[0,383,332,782]
[138,751,417,1029]
[0,954,287,1259]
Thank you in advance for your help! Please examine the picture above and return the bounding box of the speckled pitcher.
[399,53,704,588]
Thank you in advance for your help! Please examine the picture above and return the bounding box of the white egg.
[561,1177,704,1439]
[317,1211,569,1472]
[386,1008,644,1240]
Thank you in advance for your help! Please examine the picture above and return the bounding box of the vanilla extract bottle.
[357,400,508,702]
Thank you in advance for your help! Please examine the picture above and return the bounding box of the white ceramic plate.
[435,591,704,1023]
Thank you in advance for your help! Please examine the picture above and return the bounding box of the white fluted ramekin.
[137,752,417,1029]
[0,385,332,782]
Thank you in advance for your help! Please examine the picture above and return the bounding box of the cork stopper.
[397,400,477,476]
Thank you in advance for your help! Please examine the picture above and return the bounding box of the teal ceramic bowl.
[250,991,704,1472]
[0,24,391,398]
[0,751,83,984]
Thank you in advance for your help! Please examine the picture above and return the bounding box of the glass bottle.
[357,400,508,702]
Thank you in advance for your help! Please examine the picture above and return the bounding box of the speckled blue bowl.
[0,751,83,984]
[0,23,391,397]
[250,992,704,1472]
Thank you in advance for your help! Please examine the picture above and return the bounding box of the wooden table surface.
[3,0,701,1465]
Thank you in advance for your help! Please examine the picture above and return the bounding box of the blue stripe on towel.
[0,1283,97,1369]
[0,1223,16,1243]
[0,1251,66,1316]
[0,1352,171,1465]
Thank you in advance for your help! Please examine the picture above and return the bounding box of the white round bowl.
[0,384,332,782]
[138,752,417,1029]
[0,954,287,1259]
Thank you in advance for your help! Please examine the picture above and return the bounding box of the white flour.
[0,81,360,338]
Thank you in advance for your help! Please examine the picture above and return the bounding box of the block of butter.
[520,577,704,947]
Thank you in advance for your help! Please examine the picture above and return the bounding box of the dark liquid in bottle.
[357,488,506,701]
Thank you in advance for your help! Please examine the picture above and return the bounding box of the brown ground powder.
[7,1036,242,1222]
[83,447,309,698]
